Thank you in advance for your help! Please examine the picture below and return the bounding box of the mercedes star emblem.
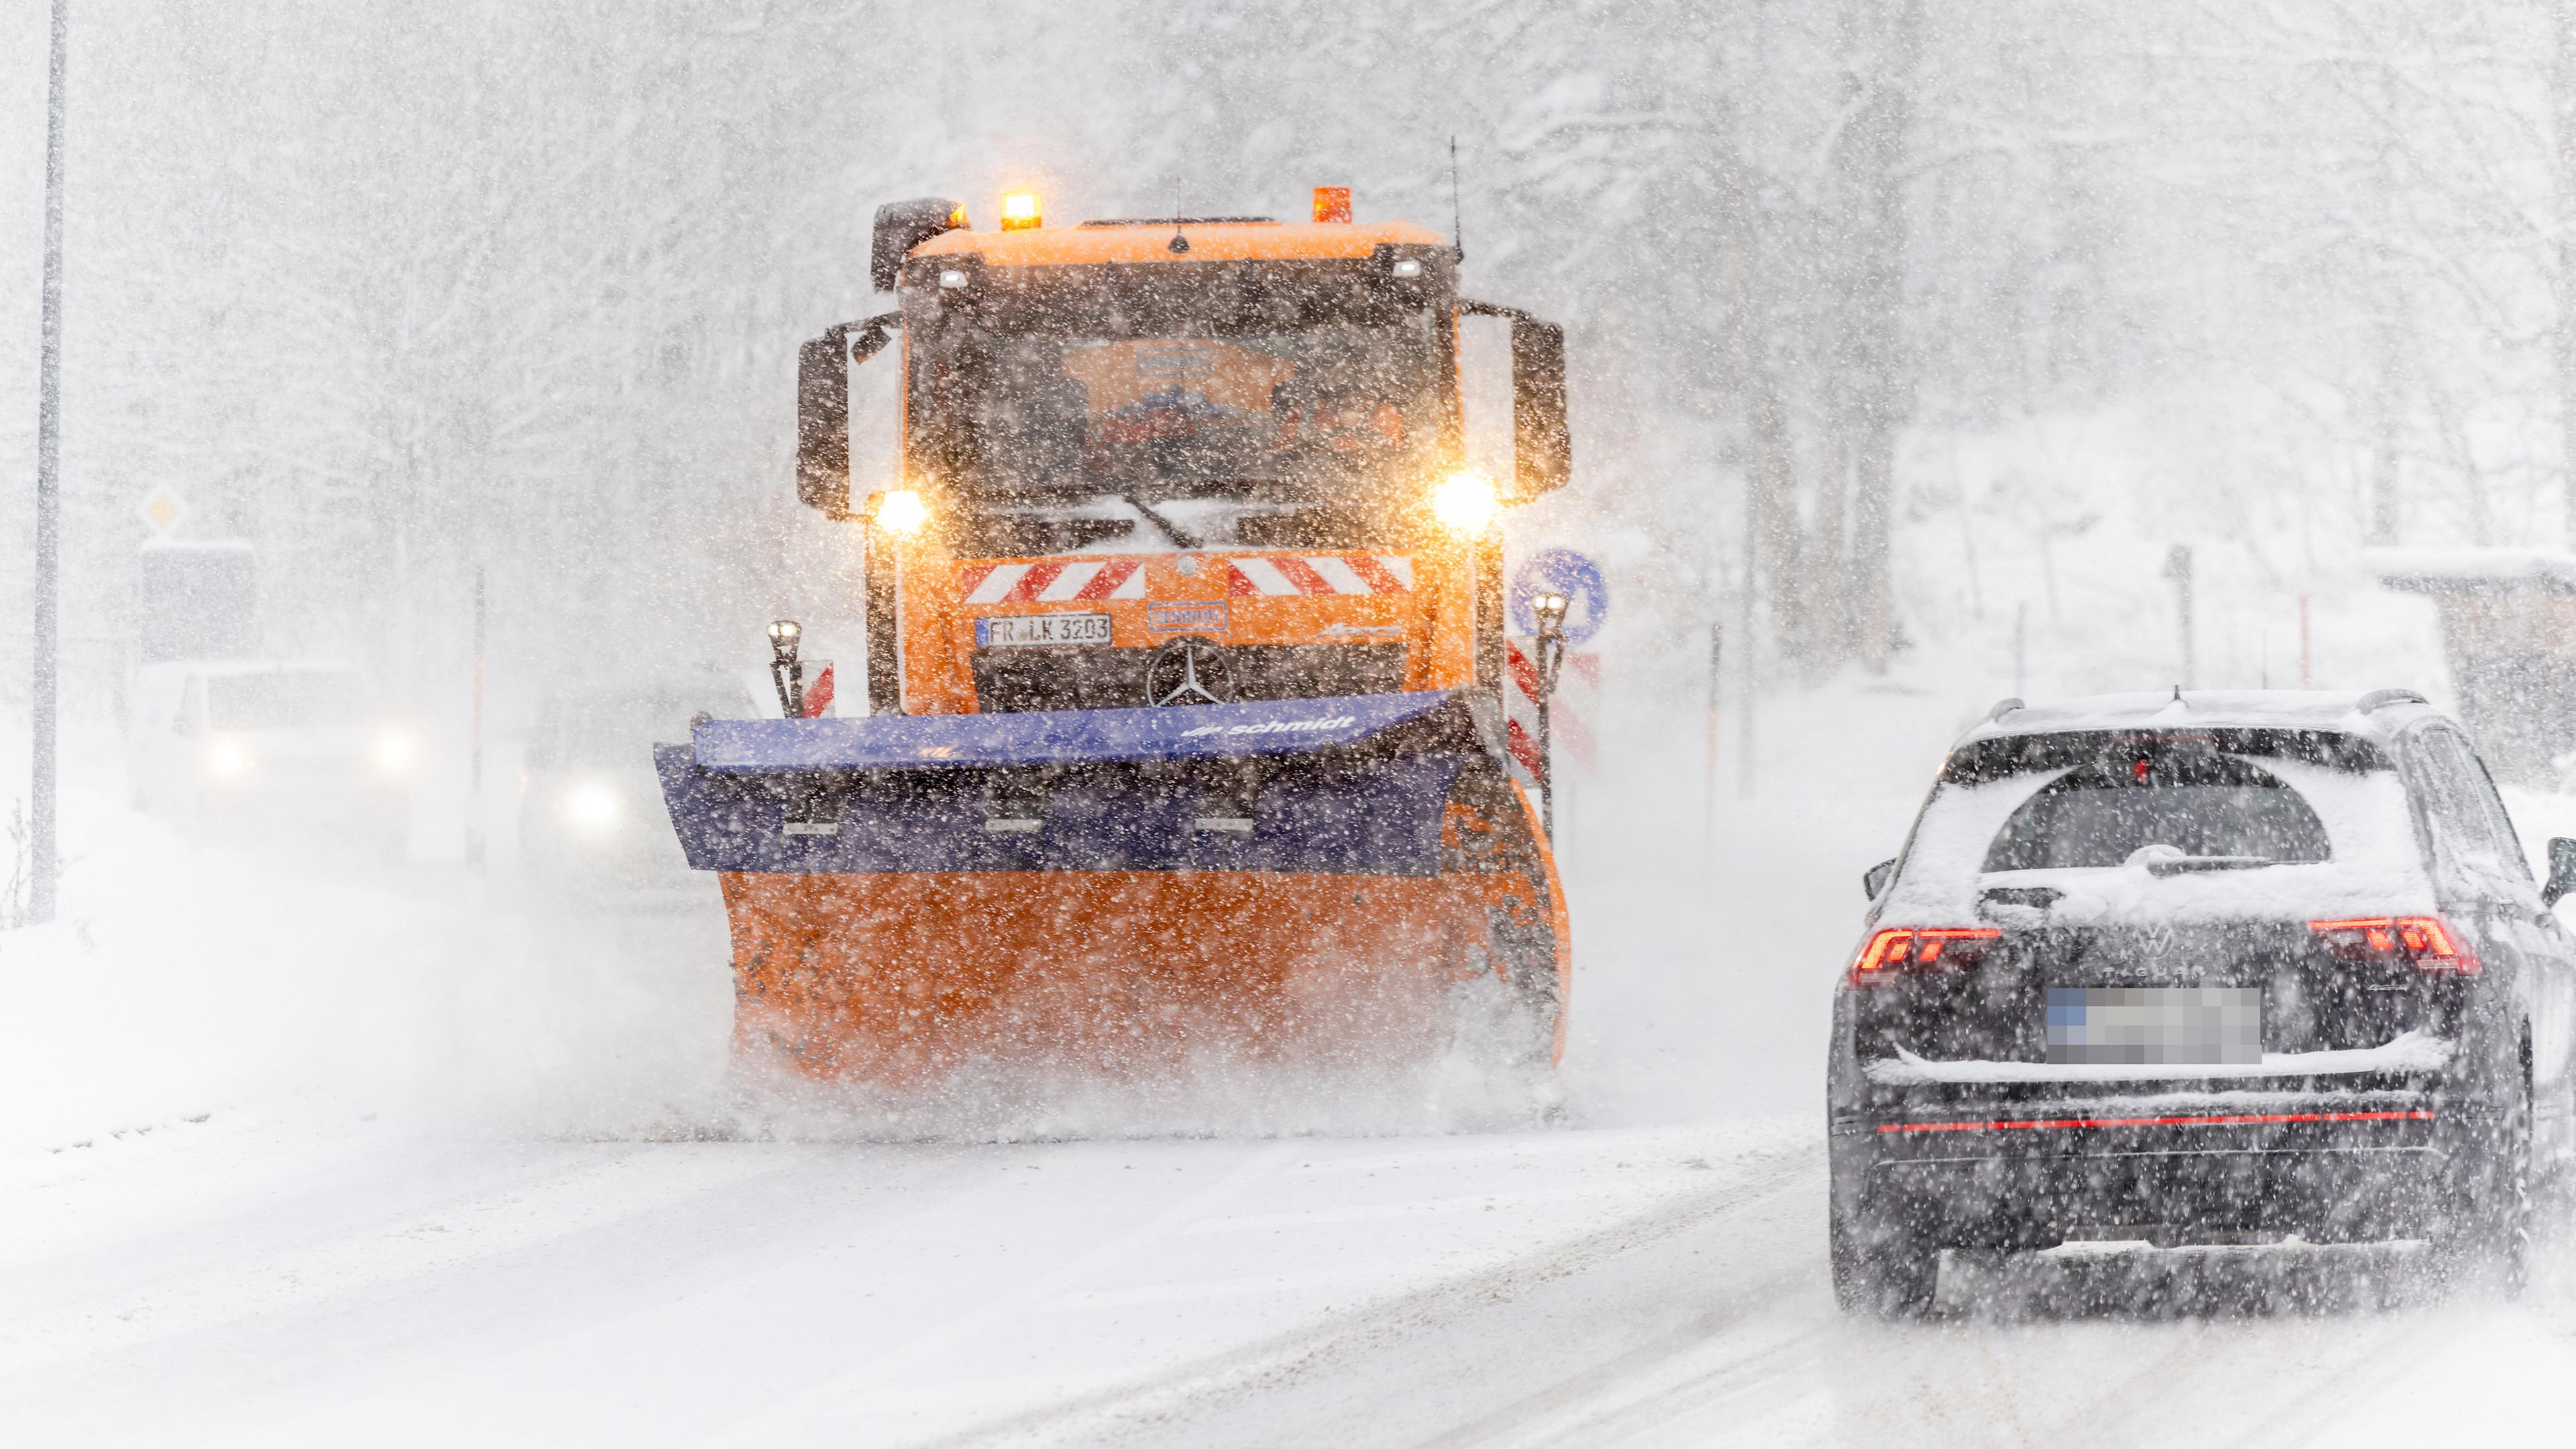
[1144,635,1236,706]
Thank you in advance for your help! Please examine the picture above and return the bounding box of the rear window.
[1983,754,2332,870]
[1880,727,2425,924]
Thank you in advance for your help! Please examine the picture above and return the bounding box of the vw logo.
[1144,635,1236,707]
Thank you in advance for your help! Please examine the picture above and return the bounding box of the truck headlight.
[873,488,930,537]
[565,780,623,835]
[1432,470,1499,535]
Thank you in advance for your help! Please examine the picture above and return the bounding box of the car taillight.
[1847,927,2001,988]
[2308,916,2480,975]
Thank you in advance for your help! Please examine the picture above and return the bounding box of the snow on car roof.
[2361,545,2576,594]
[1957,690,2433,748]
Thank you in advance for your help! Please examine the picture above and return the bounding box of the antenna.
[1449,135,1464,263]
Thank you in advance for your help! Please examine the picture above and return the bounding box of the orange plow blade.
[722,864,1562,1084]
[657,691,1568,1086]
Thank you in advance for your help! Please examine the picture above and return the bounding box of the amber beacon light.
[1313,186,1352,223]
[1000,191,1042,231]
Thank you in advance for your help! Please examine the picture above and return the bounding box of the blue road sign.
[1510,549,1609,646]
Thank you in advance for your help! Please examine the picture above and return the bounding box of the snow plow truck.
[656,187,1576,1085]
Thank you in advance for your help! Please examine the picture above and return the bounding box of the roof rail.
[1985,697,2025,722]
[2356,687,2427,712]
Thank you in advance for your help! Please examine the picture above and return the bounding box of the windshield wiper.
[1112,489,1202,549]
[2143,855,2278,876]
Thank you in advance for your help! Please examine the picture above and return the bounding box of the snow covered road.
[10,1108,2576,1448]
[13,696,2576,1446]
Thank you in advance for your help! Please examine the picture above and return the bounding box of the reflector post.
[1313,186,1352,223]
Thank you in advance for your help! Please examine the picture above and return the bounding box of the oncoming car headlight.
[373,728,417,776]
[205,736,254,782]
[564,780,623,836]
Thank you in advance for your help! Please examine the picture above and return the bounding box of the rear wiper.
[2143,855,2277,876]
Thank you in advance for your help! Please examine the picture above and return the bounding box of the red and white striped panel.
[1504,639,1598,782]
[959,560,1146,605]
[1226,555,1415,597]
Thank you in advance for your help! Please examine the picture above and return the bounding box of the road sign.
[136,485,188,535]
[1509,548,1608,646]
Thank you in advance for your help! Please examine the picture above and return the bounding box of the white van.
[129,660,414,848]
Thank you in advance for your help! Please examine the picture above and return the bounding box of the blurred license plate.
[977,613,1111,648]
[2046,987,2261,1065]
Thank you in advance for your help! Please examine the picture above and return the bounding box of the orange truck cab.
[658,188,1577,1086]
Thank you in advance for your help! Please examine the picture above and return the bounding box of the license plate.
[977,612,1112,649]
[2046,987,2261,1065]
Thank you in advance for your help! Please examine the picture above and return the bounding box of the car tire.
[1831,1213,1940,1318]
[2434,1061,2533,1299]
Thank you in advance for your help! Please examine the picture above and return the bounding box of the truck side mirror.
[795,313,901,519]
[2546,838,2576,906]
[871,197,967,293]
[1509,317,1570,499]
[1864,858,1896,900]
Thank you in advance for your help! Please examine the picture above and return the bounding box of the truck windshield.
[207,671,366,731]
[909,291,1444,502]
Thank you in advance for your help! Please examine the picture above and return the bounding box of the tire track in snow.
[702,1141,1301,1449]
[1414,1299,1829,1449]
[921,1141,1819,1448]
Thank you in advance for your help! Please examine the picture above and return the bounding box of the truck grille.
[972,644,1406,712]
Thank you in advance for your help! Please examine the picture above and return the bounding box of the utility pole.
[28,0,70,925]
[2012,601,2027,698]
[468,566,486,873]
[2299,593,2313,688]
[2163,545,2196,690]
[1736,535,1756,800]
[2553,0,2576,546]
[1702,624,1721,848]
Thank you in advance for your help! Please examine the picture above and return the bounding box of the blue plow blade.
[655,690,1507,877]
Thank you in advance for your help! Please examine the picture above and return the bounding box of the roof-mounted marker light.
[1000,191,1042,231]
[947,204,969,229]
[1313,186,1352,223]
